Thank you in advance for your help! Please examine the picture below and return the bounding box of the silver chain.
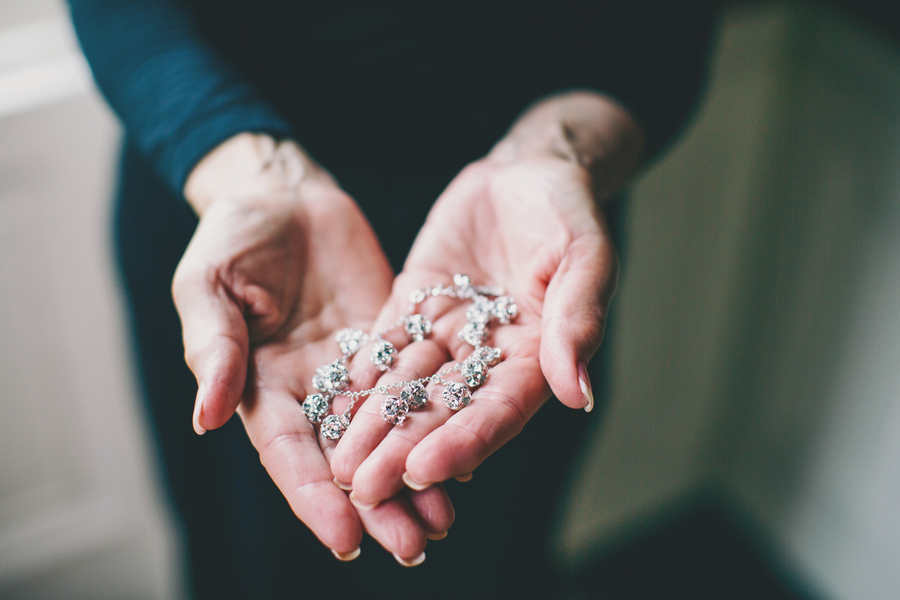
[339,365,461,418]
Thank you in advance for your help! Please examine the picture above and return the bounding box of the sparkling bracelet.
[301,274,517,440]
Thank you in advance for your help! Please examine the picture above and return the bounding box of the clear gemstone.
[453,274,473,297]
[409,289,427,304]
[492,296,518,324]
[465,297,493,324]
[470,346,502,367]
[335,328,366,355]
[443,382,472,410]
[312,373,327,391]
[400,381,428,409]
[301,393,330,423]
[459,321,487,346]
[370,340,396,371]
[404,314,432,342]
[380,395,410,425]
[462,360,487,388]
[313,361,350,392]
[321,414,350,440]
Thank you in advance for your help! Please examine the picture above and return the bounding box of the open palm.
[332,153,618,503]
[172,168,452,560]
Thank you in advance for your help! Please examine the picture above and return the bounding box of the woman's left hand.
[331,92,643,502]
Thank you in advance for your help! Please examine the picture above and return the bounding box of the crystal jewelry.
[302,274,517,440]
[301,393,330,423]
[370,340,396,371]
[442,382,472,410]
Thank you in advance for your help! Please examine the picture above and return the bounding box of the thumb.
[172,266,249,434]
[539,235,618,412]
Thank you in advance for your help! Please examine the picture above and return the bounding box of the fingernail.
[331,547,361,561]
[454,472,473,483]
[333,477,352,491]
[578,361,594,413]
[193,389,206,435]
[393,551,426,567]
[349,491,379,510]
[426,530,448,541]
[402,472,431,491]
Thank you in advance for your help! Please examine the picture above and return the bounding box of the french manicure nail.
[454,472,473,483]
[192,390,206,435]
[393,551,426,567]
[426,530,448,541]
[333,477,352,491]
[402,472,431,491]
[578,361,594,413]
[349,491,379,510]
[331,547,361,561]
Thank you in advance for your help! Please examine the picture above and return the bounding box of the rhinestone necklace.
[301,274,517,440]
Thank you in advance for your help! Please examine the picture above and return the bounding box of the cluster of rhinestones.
[370,340,396,371]
[379,381,430,426]
[380,394,410,425]
[336,328,367,355]
[403,314,432,342]
[312,361,350,394]
[301,275,515,440]
[442,382,471,410]
[402,380,429,409]
[301,393,331,424]
[459,284,517,347]
[321,414,350,440]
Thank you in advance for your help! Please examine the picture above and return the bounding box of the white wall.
[558,4,900,599]
[0,2,184,598]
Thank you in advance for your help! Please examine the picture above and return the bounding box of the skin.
[173,90,644,561]
[331,92,645,503]
[173,137,452,561]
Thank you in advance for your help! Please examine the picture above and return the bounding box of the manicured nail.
[333,477,352,491]
[192,390,206,435]
[454,472,473,483]
[331,547,360,561]
[402,472,431,491]
[578,361,594,413]
[426,530,448,541]
[349,492,379,510]
[393,551,426,567]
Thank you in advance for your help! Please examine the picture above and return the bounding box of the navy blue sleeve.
[68,0,294,197]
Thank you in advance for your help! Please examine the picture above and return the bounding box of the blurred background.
[1,1,899,598]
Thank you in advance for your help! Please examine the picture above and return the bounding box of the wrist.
[488,91,645,200]
[183,133,318,216]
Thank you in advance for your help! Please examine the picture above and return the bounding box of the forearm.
[183,133,319,216]
[488,91,645,202]
[69,0,292,197]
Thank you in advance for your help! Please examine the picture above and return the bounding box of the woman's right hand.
[172,134,453,563]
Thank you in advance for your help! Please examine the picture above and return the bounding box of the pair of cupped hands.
[171,93,642,566]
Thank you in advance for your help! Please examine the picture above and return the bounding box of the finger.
[351,493,429,565]
[349,367,457,503]
[238,387,363,555]
[325,419,456,541]
[404,357,549,486]
[406,483,455,538]
[173,259,249,434]
[540,233,617,411]
[330,339,449,492]
[316,373,445,562]
[351,277,538,499]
